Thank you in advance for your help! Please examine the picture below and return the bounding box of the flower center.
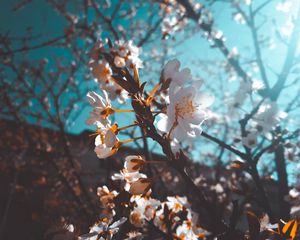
[174,96,197,119]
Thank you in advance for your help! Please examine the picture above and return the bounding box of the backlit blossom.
[233,12,246,24]
[112,169,146,183]
[89,59,129,103]
[157,83,214,141]
[130,196,161,227]
[124,155,145,173]
[129,178,152,195]
[97,185,118,209]
[242,132,258,148]
[254,100,287,133]
[114,55,126,68]
[162,17,180,37]
[162,59,192,86]
[125,231,143,240]
[175,220,199,240]
[276,1,292,13]
[166,196,190,213]
[112,169,147,192]
[90,60,112,84]
[86,91,112,126]
[114,40,142,68]
[94,124,119,159]
[79,217,127,240]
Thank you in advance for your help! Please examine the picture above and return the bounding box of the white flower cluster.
[89,40,142,103]
[80,154,209,239]
[159,0,203,38]
[157,59,214,145]
[241,100,287,149]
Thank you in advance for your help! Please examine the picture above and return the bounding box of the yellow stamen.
[110,123,118,132]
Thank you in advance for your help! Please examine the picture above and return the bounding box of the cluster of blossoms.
[241,100,287,149]
[157,59,214,150]
[80,37,298,239]
[89,40,142,103]
[159,0,188,38]
[81,154,209,239]
[80,39,217,238]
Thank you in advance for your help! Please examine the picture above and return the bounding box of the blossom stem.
[149,82,161,97]
[113,109,135,113]
[117,123,139,132]
[120,136,144,145]
[146,83,161,106]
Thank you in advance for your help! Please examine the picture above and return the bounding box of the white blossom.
[124,155,145,173]
[276,1,292,13]
[129,178,152,195]
[79,217,127,240]
[254,100,287,133]
[162,59,192,86]
[114,40,142,68]
[242,132,258,148]
[86,91,111,126]
[94,124,119,159]
[157,82,214,141]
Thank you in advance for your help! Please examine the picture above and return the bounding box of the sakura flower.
[259,214,278,231]
[86,91,112,126]
[114,40,142,68]
[97,185,118,209]
[132,196,161,221]
[112,169,146,183]
[130,197,160,227]
[162,59,192,86]
[129,178,152,195]
[90,60,112,84]
[112,169,147,192]
[276,1,292,13]
[157,84,214,141]
[244,0,252,5]
[129,196,161,227]
[79,217,127,240]
[124,155,145,172]
[175,220,199,240]
[162,17,179,37]
[89,59,128,103]
[166,196,190,213]
[280,17,294,37]
[94,124,119,159]
[102,82,129,104]
[125,231,143,240]
[254,101,287,133]
[129,210,145,228]
[233,12,246,24]
[242,132,258,148]
[114,55,126,68]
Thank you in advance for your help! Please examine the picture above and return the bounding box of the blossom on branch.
[157,83,214,141]
[94,124,119,159]
[79,217,127,240]
[86,90,112,126]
